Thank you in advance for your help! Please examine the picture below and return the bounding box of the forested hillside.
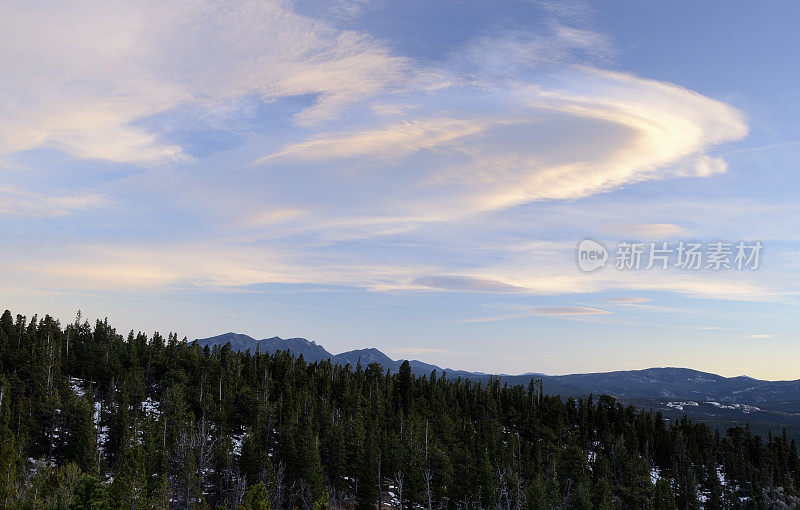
[0,310,799,509]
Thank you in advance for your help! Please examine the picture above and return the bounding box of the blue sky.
[2,0,799,379]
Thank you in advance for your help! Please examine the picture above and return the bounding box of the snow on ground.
[706,401,761,413]
[95,401,108,451]
[384,483,401,508]
[665,401,699,411]
[231,433,245,456]
[650,467,660,485]
[141,396,161,417]
[69,379,109,453]
[69,377,85,398]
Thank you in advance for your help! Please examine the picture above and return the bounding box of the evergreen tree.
[240,482,272,510]
[113,443,149,509]
[70,476,112,510]
[0,308,798,509]
[0,375,18,508]
[65,391,98,474]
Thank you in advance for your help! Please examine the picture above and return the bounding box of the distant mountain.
[195,332,260,352]
[334,347,394,368]
[195,333,800,405]
[259,336,332,362]
[195,333,470,377]
[540,367,800,403]
[195,333,334,363]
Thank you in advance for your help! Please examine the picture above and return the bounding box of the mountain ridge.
[194,332,473,377]
[194,332,800,404]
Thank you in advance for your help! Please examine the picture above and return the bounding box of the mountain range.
[195,332,455,378]
[195,332,800,440]
[195,332,800,403]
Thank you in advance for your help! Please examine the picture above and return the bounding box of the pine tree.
[397,360,412,417]
[356,422,379,510]
[240,482,272,510]
[113,443,149,509]
[70,476,112,510]
[297,419,324,502]
[0,375,18,508]
[65,391,98,474]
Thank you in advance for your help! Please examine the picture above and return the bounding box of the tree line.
[0,309,798,509]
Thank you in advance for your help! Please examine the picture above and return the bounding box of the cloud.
[0,0,416,163]
[600,223,687,239]
[603,297,652,304]
[390,347,452,355]
[530,306,612,316]
[3,221,793,306]
[4,241,427,291]
[239,208,308,228]
[260,118,487,163]
[460,305,612,323]
[737,334,774,340]
[3,1,747,216]
[0,187,106,217]
[410,275,529,293]
[252,66,747,225]
[1,1,778,308]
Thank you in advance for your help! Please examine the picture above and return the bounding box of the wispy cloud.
[244,67,746,227]
[389,347,452,355]
[531,306,612,316]
[2,0,788,311]
[460,305,611,323]
[258,119,487,164]
[0,0,417,163]
[0,186,107,217]
[600,223,686,239]
[410,275,529,293]
[603,297,652,304]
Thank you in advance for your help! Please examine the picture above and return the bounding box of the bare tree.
[169,419,216,509]
[296,478,312,510]
[196,418,215,495]
[424,419,432,510]
[220,463,247,509]
[513,474,525,510]
[169,428,197,510]
[392,470,404,510]
[231,474,247,509]
[377,450,383,510]
[329,486,340,510]
[495,467,511,510]
[44,328,60,462]
[272,461,286,508]
[424,469,433,510]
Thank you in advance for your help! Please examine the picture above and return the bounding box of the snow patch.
[231,433,245,456]
[706,401,761,413]
[69,377,86,398]
[141,396,161,417]
[650,467,661,485]
[665,401,698,411]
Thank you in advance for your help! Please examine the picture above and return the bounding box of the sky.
[2,0,800,380]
